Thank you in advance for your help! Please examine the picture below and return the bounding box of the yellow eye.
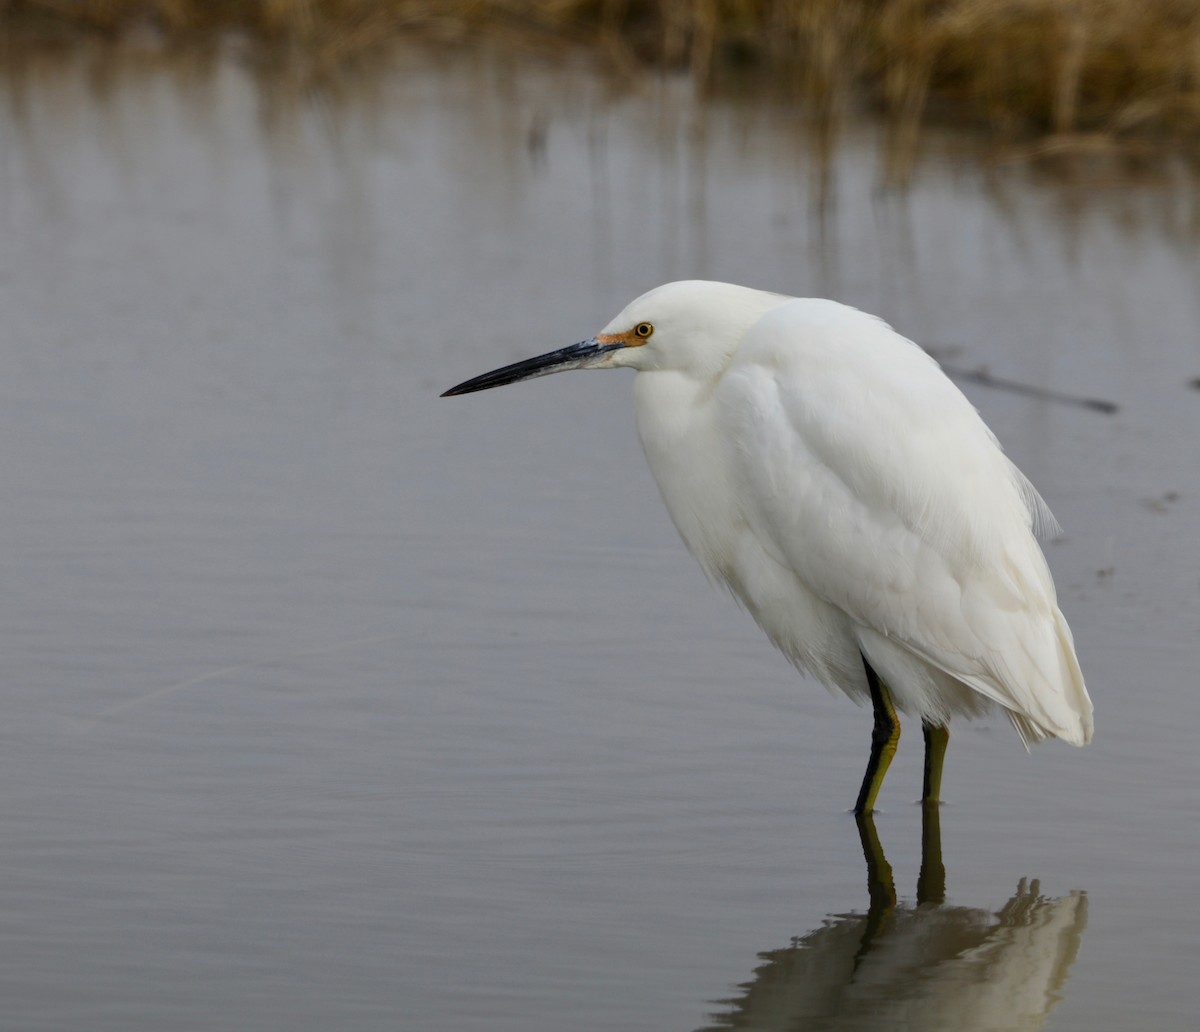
[634,322,654,339]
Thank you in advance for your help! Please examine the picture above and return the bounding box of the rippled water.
[1,44,1197,1031]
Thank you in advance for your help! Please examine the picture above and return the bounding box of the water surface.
[0,45,1197,1031]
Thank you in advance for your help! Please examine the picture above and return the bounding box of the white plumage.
[443,280,1093,810]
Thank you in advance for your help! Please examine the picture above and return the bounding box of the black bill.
[441,337,622,397]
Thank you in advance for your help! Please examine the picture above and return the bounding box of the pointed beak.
[441,337,624,397]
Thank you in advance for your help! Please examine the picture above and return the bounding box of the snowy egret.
[442,281,1093,814]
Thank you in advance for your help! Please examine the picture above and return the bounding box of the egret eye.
[634,322,654,339]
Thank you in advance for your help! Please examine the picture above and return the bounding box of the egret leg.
[921,721,950,804]
[853,659,900,816]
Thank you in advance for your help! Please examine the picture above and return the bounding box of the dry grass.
[5,1,1200,145]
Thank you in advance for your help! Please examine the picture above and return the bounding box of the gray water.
[1,44,1197,1031]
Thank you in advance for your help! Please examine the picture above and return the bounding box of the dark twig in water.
[941,364,1118,414]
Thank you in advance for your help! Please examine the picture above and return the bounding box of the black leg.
[853,657,900,816]
[922,721,949,804]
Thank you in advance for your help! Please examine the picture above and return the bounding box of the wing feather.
[715,301,1092,744]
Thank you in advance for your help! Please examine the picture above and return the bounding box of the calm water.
[1,45,1197,1031]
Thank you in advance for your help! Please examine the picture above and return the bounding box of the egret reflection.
[703,808,1087,1032]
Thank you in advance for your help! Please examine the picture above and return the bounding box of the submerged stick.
[78,631,407,732]
[940,363,1118,414]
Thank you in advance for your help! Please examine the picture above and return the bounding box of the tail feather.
[1000,609,1092,747]
[1052,609,1093,745]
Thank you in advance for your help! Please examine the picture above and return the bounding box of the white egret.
[442,281,1093,814]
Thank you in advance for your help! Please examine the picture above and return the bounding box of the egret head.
[441,280,792,396]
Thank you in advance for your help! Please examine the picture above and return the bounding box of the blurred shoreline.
[3,1,1200,153]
